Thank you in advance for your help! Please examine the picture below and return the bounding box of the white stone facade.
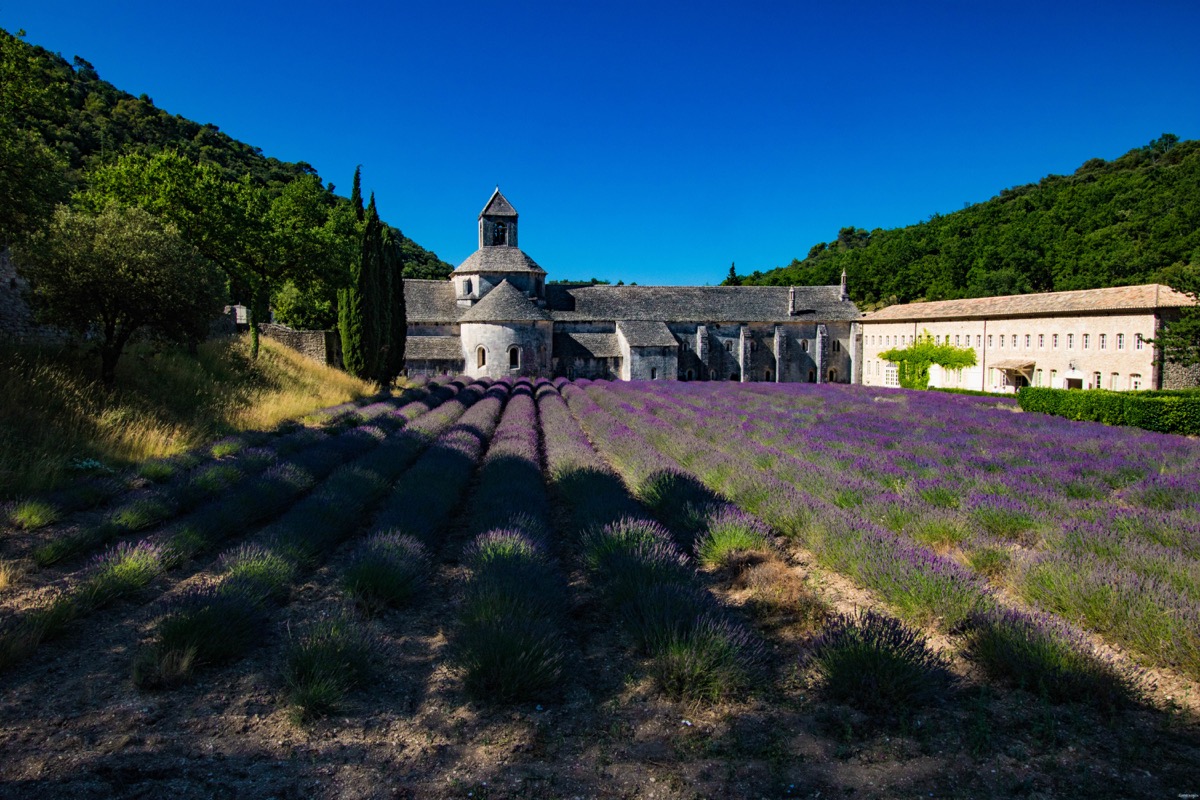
[857,285,1194,392]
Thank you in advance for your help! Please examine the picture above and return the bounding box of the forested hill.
[4,28,452,279]
[732,135,1200,308]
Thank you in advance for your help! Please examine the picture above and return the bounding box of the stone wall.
[1162,359,1200,390]
[258,323,342,367]
[0,247,66,343]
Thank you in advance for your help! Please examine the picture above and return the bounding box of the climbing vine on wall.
[879,331,977,390]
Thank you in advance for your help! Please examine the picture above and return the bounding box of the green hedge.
[1018,387,1200,435]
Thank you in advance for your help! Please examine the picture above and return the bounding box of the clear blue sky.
[5,1,1200,285]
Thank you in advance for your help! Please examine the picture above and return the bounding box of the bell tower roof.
[480,187,518,218]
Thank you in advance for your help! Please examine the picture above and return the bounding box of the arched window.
[828,368,837,382]
[832,340,841,353]
[724,340,733,352]
[807,369,816,383]
[491,221,507,246]
[686,369,695,380]
[650,367,657,380]
[801,340,809,352]
[463,278,473,296]
[477,346,487,368]
[508,346,520,369]
[765,369,772,382]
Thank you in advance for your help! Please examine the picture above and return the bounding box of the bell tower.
[479,187,518,248]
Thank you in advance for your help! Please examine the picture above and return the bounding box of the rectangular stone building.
[857,284,1197,392]
[402,189,861,383]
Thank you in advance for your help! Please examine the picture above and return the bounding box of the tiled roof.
[617,320,678,347]
[404,279,460,323]
[457,280,552,323]
[406,336,463,360]
[480,188,518,217]
[452,246,547,275]
[545,284,859,323]
[554,331,621,359]
[862,284,1194,323]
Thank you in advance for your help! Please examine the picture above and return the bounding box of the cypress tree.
[381,226,407,387]
[359,193,388,383]
[350,165,364,223]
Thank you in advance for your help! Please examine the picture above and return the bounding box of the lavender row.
[450,381,569,701]
[131,380,489,686]
[0,386,464,674]
[6,386,417,533]
[592,381,1199,682]
[369,380,509,546]
[579,381,994,628]
[23,384,441,568]
[546,383,760,700]
[622,382,1200,675]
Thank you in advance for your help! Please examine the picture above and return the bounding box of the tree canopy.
[14,204,225,387]
[730,135,1200,309]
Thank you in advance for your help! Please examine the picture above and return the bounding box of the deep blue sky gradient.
[5,1,1199,285]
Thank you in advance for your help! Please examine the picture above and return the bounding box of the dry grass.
[0,335,373,500]
[0,559,26,593]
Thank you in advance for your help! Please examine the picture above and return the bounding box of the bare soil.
[2,518,1199,800]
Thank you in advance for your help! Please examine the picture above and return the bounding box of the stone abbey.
[403,189,861,382]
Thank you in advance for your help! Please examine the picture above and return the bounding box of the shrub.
[462,528,544,570]
[967,545,1012,579]
[1018,386,1200,436]
[578,517,675,573]
[283,614,374,723]
[454,531,567,704]
[648,614,761,702]
[807,609,951,715]
[210,438,246,458]
[137,460,179,483]
[455,613,565,703]
[133,584,265,687]
[695,506,771,568]
[79,541,165,608]
[621,583,710,655]
[9,499,60,530]
[220,544,296,604]
[958,608,1137,711]
[342,532,429,614]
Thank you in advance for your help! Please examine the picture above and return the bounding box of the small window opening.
[509,346,520,369]
[807,369,816,383]
[650,367,657,380]
[477,347,487,368]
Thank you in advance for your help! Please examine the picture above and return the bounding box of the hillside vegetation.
[0,335,372,499]
[1,27,451,281]
[735,135,1200,307]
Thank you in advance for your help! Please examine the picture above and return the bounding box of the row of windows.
[476,345,524,369]
[868,332,1146,351]
[1026,370,1142,391]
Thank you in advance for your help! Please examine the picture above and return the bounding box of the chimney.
[840,269,849,302]
[788,286,797,316]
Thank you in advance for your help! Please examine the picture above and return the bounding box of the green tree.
[1151,262,1200,366]
[0,29,68,241]
[14,204,225,387]
[879,332,977,390]
[380,226,407,387]
[723,262,741,286]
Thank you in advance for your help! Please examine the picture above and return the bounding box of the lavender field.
[1,377,1199,799]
